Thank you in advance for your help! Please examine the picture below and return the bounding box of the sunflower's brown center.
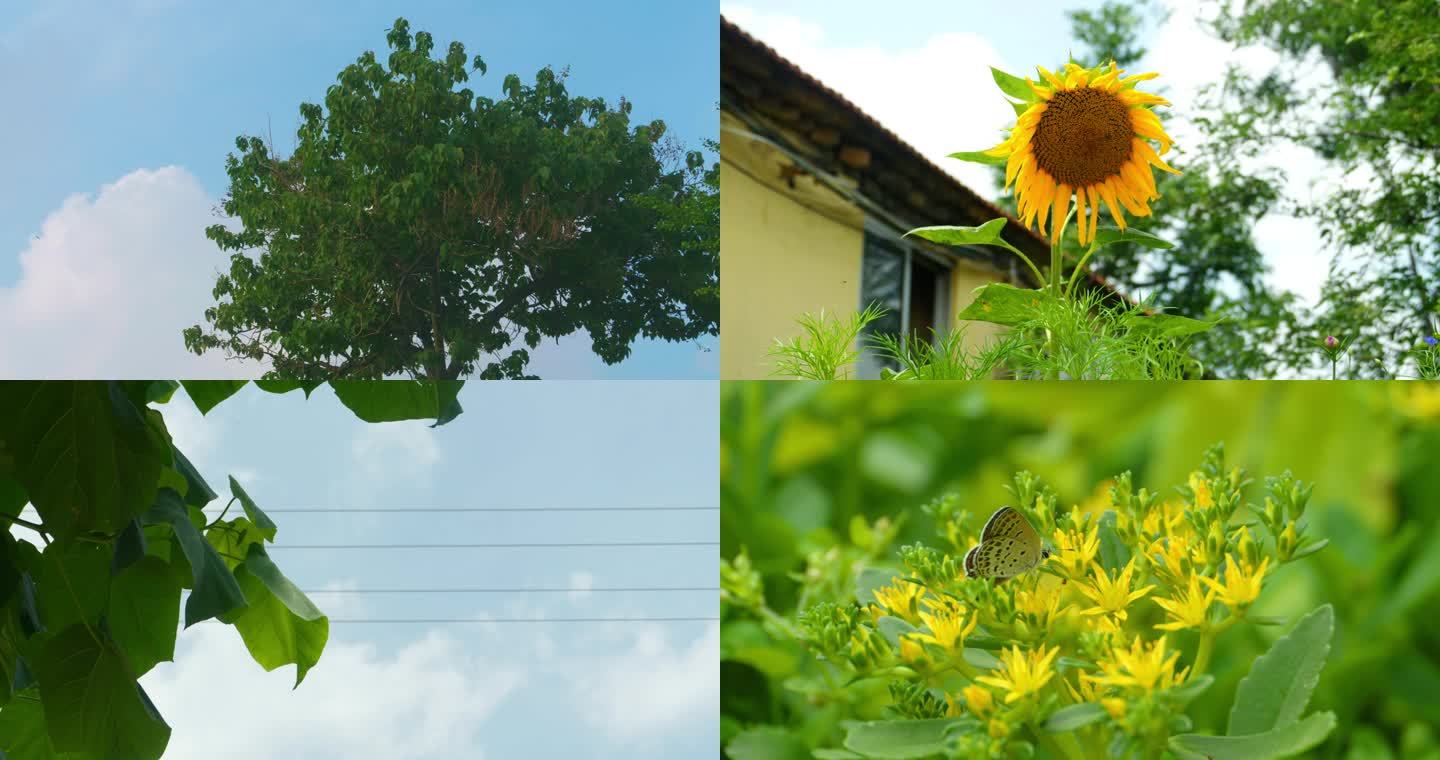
[1031,87,1133,187]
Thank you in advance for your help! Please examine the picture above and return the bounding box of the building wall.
[720,119,865,380]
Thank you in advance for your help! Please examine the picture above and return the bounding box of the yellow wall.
[720,121,865,380]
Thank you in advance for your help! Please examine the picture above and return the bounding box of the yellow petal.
[1119,89,1171,107]
[1050,184,1071,243]
[1087,186,1100,238]
[1133,138,1181,175]
[1074,186,1089,244]
[1037,65,1065,91]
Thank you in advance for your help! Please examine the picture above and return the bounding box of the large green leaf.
[0,383,165,542]
[1170,711,1336,760]
[955,283,1056,328]
[330,380,465,427]
[841,719,961,759]
[107,557,181,677]
[905,218,1016,252]
[36,543,111,634]
[32,624,170,759]
[178,381,249,414]
[0,691,67,759]
[142,489,246,627]
[230,543,328,686]
[227,476,277,542]
[1228,605,1334,735]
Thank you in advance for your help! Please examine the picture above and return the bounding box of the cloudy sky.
[10,382,718,758]
[722,0,1347,307]
[0,0,717,379]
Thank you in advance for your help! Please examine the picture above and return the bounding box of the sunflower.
[984,61,1180,246]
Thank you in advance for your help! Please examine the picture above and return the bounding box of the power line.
[300,586,718,594]
[269,541,718,549]
[200,506,718,513]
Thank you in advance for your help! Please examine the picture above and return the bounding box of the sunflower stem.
[1049,208,1075,297]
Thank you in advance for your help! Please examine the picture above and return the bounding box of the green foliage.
[0,381,461,759]
[185,17,717,380]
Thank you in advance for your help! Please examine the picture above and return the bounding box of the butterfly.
[964,506,1051,582]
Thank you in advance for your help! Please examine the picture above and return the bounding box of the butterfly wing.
[974,506,1044,578]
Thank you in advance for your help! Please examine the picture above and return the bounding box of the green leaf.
[1096,511,1131,572]
[1228,604,1333,735]
[991,67,1038,102]
[1289,538,1329,560]
[108,556,181,677]
[0,691,60,758]
[1009,99,1030,117]
[1092,226,1174,250]
[252,380,323,397]
[33,623,170,759]
[1125,311,1220,339]
[946,150,1007,166]
[330,380,465,427]
[230,543,328,686]
[854,567,902,606]
[725,727,812,760]
[1043,703,1108,732]
[955,283,1056,328]
[842,719,962,759]
[228,476,277,542]
[0,383,165,543]
[906,218,1015,251]
[143,489,247,627]
[170,446,217,508]
[813,751,866,759]
[37,542,111,632]
[111,518,147,576]
[876,616,918,648]
[1163,674,1214,705]
[1170,711,1336,760]
[179,381,248,414]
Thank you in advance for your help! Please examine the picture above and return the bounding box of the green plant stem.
[1065,239,1101,299]
[1049,209,1075,296]
[1191,616,1239,679]
[0,513,45,533]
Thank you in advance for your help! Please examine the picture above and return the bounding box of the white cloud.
[350,422,442,481]
[0,167,265,378]
[722,4,1015,194]
[567,571,595,603]
[143,624,525,760]
[566,622,719,745]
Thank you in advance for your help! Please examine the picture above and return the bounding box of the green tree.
[0,380,462,760]
[1207,0,1440,376]
[185,18,718,380]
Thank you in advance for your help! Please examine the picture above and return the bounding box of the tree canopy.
[185,18,718,380]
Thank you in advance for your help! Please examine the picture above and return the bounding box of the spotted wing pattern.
[966,506,1045,579]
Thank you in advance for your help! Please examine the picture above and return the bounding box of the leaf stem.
[1065,239,1101,300]
[0,513,45,533]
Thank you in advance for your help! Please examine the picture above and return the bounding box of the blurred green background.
[721,382,1440,758]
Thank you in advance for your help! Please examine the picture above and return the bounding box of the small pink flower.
[1323,336,1339,349]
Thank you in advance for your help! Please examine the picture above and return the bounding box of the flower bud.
[1324,335,1339,349]
[1278,522,1298,561]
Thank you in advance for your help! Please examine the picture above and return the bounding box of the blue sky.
[13,381,719,758]
[723,0,1341,309]
[0,0,717,379]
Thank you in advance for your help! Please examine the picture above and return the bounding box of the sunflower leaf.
[947,150,1007,166]
[905,218,1017,252]
[1009,99,1029,117]
[953,283,1057,328]
[1092,227,1174,250]
[991,66,1038,102]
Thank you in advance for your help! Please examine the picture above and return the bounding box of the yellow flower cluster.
[837,448,1319,755]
